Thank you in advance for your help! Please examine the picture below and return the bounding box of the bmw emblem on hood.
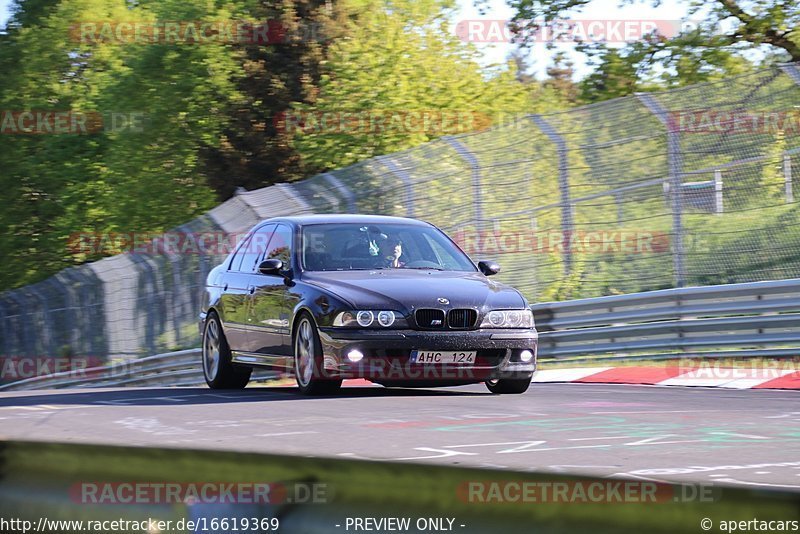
[437,297,450,305]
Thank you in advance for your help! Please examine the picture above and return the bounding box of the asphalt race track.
[1,383,799,489]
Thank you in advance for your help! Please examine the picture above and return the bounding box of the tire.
[202,312,251,389]
[293,313,342,395]
[485,375,532,394]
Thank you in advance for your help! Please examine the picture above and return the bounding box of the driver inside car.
[383,237,405,268]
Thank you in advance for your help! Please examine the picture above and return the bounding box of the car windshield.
[301,222,476,272]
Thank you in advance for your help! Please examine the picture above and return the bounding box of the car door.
[222,224,275,352]
[244,223,294,357]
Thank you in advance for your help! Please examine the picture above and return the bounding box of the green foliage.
[510,0,799,62]
[511,0,797,101]
[200,0,343,199]
[0,0,551,291]
[539,266,585,302]
[289,0,562,171]
[0,0,248,288]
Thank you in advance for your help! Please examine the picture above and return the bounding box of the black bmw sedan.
[199,215,538,395]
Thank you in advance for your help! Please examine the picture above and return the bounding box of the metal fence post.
[530,115,573,275]
[714,170,724,214]
[322,173,357,213]
[779,62,800,85]
[442,137,484,234]
[0,296,8,357]
[376,155,415,217]
[7,293,31,356]
[637,93,686,287]
[779,64,799,202]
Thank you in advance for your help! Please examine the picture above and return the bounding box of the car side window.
[237,224,276,273]
[229,233,253,271]
[263,224,293,267]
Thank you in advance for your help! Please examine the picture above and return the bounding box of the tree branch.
[715,0,800,60]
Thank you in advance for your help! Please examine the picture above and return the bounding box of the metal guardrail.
[532,278,800,361]
[0,349,205,391]
[0,348,279,391]
[3,278,800,391]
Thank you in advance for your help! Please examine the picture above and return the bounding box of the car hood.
[300,269,526,312]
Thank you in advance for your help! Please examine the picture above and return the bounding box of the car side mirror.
[478,260,500,276]
[258,258,284,275]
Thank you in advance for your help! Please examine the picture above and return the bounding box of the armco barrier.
[0,440,798,533]
[532,278,800,361]
[3,277,800,391]
[0,349,279,391]
[0,349,203,391]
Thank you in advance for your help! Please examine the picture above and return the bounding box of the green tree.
[0,0,547,290]
[509,0,799,61]
[544,51,578,104]
[291,0,558,171]
[579,47,641,102]
[200,0,345,199]
[0,0,239,286]
[508,0,797,98]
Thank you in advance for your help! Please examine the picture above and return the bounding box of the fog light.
[347,349,364,363]
[519,350,534,362]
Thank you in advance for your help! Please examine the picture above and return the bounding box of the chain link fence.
[2,63,800,365]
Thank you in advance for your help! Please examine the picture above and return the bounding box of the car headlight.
[480,309,534,328]
[356,310,374,327]
[333,310,404,328]
[377,310,396,327]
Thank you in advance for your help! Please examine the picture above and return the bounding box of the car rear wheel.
[202,312,251,389]
[485,376,532,394]
[294,314,342,395]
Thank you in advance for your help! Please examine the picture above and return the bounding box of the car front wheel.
[202,312,251,389]
[294,314,342,395]
[485,376,532,394]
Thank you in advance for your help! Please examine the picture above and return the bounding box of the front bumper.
[317,327,537,383]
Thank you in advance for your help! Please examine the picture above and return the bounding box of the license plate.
[410,350,476,364]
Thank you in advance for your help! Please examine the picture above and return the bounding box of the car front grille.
[415,308,477,329]
[447,309,477,329]
[415,308,446,329]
